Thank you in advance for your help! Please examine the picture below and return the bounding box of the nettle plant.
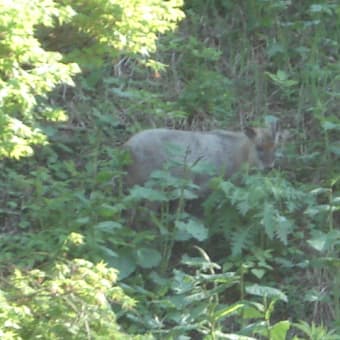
[121,247,291,339]
[122,152,209,275]
[117,145,315,277]
[119,168,338,337]
[204,172,311,256]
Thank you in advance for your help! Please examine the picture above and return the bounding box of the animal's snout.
[258,155,275,171]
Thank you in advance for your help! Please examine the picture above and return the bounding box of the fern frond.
[230,228,253,256]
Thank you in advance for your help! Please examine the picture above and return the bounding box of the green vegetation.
[0,0,339,339]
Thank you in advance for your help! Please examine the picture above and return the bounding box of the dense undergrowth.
[0,0,339,339]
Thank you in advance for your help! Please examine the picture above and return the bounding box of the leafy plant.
[0,237,152,339]
[204,172,309,256]
[0,0,79,158]
[123,149,210,275]
[1,0,340,338]
[292,320,339,340]
[122,247,292,339]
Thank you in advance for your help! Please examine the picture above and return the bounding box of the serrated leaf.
[98,203,122,218]
[266,43,285,58]
[170,188,198,200]
[262,203,275,240]
[237,199,250,215]
[191,160,216,176]
[95,170,114,183]
[219,181,235,196]
[231,228,250,256]
[128,185,168,202]
[275,215,293,245]
[175,219,208,241]
[172,270,195,294]
[251,268,266,279]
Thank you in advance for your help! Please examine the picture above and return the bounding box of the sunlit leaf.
[270,320,290,340]
[246,284,288,302]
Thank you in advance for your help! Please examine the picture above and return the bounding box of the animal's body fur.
[124,123,278,195]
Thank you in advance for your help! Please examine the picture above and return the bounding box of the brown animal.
[124,122,279,196]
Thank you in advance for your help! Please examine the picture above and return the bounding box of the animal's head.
[244,120,279,169]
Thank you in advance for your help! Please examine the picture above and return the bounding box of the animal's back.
[124,128,250,188]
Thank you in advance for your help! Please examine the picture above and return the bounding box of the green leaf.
[231,228,251,256]
[93,221,122,232]
[266,42,285,58]
[262,202,275,240]
[100,246,118,259]
[307,230,340,253]
[98,204,123,218]
[107,252,136,280]
[172,270,195,294]
[242,303,264,319]
[175,219,208,241]
[265,70,298,88]
[246,284,288,302]
[307,233,328,252]
[136,248,162,269]
[270,320,290,340]
[275,215,293,245]
[214,303,244,321]
[310,4,333,15]
[251,268,266,279]
[332,196,340,205]
[75,217,90,225]
[329,141,340,156]
[321,120,340,131]
[310,187,332,195]
[96,170,114,183]
[128,185,168,202]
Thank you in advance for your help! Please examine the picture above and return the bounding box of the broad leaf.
[106,252,136,280]
[175,220,208,241]
[93,221,122,232]
[128,185,168,202]
[270,320,290,340]
[246,284,288,302]
[136,248,162,269]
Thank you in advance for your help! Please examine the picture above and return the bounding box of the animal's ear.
[244,126,257,139]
